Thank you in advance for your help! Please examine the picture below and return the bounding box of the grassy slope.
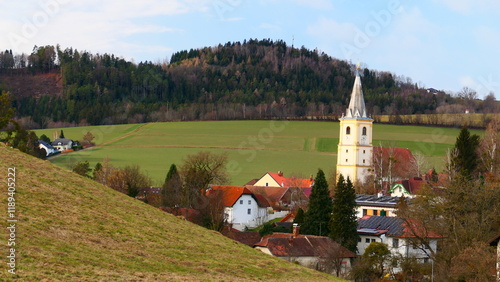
[42,121,483,186]
[0,144,338,281]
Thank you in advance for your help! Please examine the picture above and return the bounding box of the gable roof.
[390,177,428,196]
[264,172,314,188]
[208,186,251,207]
[357,216,441,238]
[245,186,289,207]
[255,233,356,258]
[38,140,56,150]
[51,138,73,146]
[208,185,269,208]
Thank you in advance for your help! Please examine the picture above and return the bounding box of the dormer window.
[346,126,351,135]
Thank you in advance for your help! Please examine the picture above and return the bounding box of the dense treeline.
[0,40,494,128]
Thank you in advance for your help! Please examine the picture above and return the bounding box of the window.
[346,159,348,163]
[393,238,399,248]
[363,159,366,164]
[373,210,378,216]
[363,209,367,216]
[248,200,251,205]
[365,238,370,243]
[346,149,348,153]
[346,126,351,135]
[363,150,366,154]
[362,127,367,136]
[265,183,268,187]
[239,200,243,204]
[247,209,251,215]
[423,258,429,263]
[371,239,376,243]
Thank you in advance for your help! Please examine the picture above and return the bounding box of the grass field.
[0,143,338,280]
[37,121,484,186]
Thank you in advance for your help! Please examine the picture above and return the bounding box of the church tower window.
[362,127,367,136]
[346,126,351,135]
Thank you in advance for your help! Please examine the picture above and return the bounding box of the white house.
[38,140,56,156]
[357,216,441,272]
[51,138,73,151]
[208,185,270,231]
[355,194,400,218]
[388,177,427,198]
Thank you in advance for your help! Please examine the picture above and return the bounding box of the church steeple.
[345,65,368,118]
[336,63,373,185]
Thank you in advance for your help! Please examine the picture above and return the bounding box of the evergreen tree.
[162,164,182,207]
[0,91,14,130]
[92,162,103,180]
[293,207,305,225]
[39,134,51,143]
[451,127,480,178]
[301,169,332,236]
[329,174,359,253]
[60,130,65,139]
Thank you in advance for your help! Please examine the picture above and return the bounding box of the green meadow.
[37,121,483,186]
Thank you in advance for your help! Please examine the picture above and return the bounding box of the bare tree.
[180,151,229,208]
[479,118,500,175]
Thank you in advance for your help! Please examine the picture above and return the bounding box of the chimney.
[278,171,284,177]
[292,223,300,238]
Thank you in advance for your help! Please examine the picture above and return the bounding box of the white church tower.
[336,64,373,184]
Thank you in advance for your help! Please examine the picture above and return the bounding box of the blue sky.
[1,0,500,98]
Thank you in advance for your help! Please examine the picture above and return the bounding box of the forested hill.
[0,39,473,128]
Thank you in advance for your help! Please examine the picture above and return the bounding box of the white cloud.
[0,0,203,59]
[433,0,500,14]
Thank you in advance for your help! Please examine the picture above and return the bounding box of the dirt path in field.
[99,123,152,146]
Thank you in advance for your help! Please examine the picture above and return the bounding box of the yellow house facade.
[336,66,373,184]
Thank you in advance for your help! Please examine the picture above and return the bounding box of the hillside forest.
[0,39,497,128]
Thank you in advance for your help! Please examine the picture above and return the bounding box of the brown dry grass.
[0,144,341,281]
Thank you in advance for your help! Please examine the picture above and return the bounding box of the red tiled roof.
[255,233,356,258]
[245,186,289,208]
[221,230,262,247]
[253,194,271,208]
[267,172,314,188]
[209,185,253,207]
[280,212,295,223]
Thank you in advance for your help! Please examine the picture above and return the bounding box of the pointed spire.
[345,64,368,118]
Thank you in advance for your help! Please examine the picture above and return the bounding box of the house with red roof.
[245,185,309,211]
[208,185,270,231]
[357,215,442,272]
[389,177,427,198]
[252,171,314,188]
[254,224,356,277]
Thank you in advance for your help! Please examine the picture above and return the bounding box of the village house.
[51,138,73,151]
[251,171,314,188]
[357,215,441,272]
[254,224,356,277]
[355,194,400,218]
[389,177,427,198]
[208,185,270,231]
[38,140,57,156]
[245,185,309,211]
